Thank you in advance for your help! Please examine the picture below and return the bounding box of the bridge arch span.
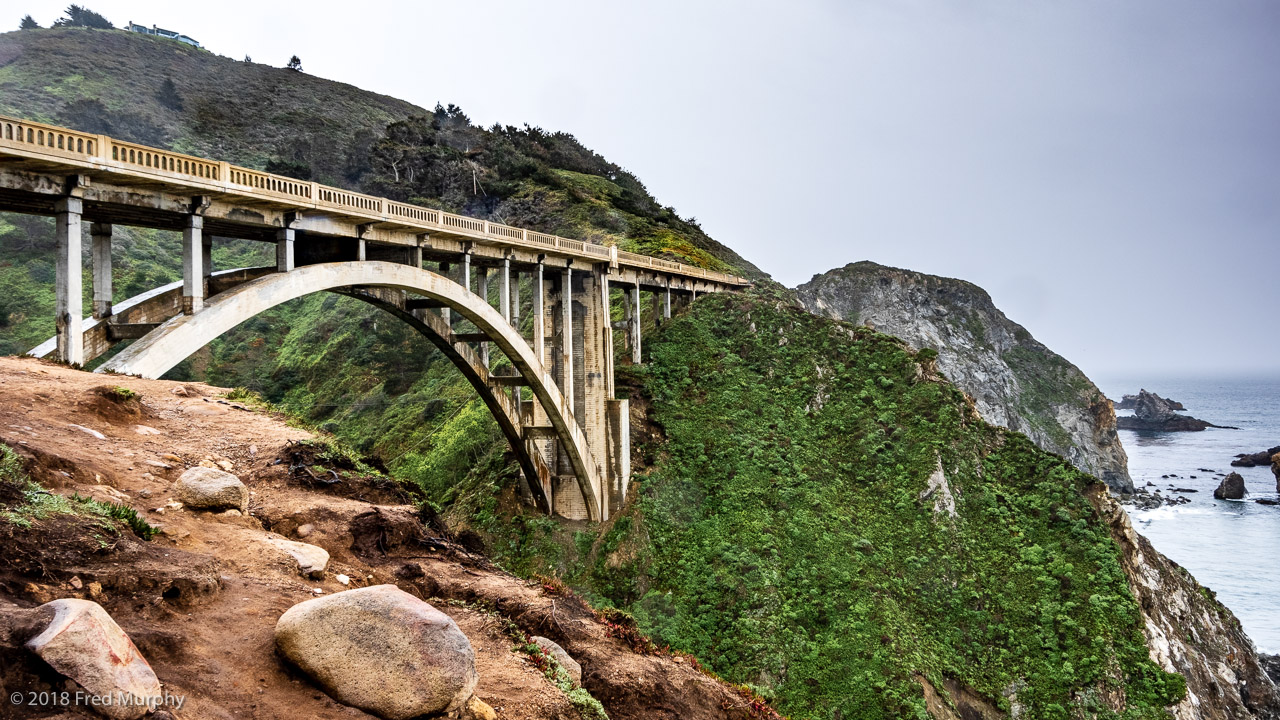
[98,261,604,520]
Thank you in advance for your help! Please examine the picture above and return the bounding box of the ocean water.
[1096,376,1280,654]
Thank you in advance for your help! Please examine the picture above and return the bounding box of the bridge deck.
[0,115,748,288]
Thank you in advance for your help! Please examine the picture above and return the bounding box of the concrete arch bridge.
[0,115,748,521]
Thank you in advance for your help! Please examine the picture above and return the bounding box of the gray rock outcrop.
[274,584,477,719]
[23,599,163,719]
[796,261,1132,492]
[533,635,582,685]
[1213,472,1247,500]
[1115,389,1232,432]
[175,466,248,512]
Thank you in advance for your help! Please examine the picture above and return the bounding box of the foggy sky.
[13,1,1280,380]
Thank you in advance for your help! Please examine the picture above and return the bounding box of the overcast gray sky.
[14,1,1280,380]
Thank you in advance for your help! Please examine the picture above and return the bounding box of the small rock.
[221,509,243,518]
[24,599,162,719]
[265,537,330,579]
[134,425,161,436]
[1213,472,1247,500]
[336,574,350,586]
[137,489,152,499]
[68,576,83,590]
[295,523,315,538]
[216,459,234,473]
[175,466,248,512]
[465,696,497,720]
[249,444,258,457]
[1256,498,1280,506]
[533,636,582,685]
[68,424,106,440]
[275,585,477,719]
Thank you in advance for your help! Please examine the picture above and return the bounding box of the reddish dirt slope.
[0,357,777,720]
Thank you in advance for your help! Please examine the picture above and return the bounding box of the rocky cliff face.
[1088,485,1280,719]
[796,261,1133,492]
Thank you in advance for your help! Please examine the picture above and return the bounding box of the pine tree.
[52,5,114,29]
[19,15,40,30]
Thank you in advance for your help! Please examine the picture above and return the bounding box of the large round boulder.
[274,584,476,719]
[23,599,162,719]
[175,466,247,512]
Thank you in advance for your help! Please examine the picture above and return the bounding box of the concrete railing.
[0,113,748,286]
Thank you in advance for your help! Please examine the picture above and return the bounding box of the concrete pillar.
[580,267,613,521]
[182,215,204,314]
[201,235,213,288]
[630,281,642,364]
[462,251,472,293]
[511,268,520,327]
[602,272,615,397]
[90,222,112,319]
[560,265,574,412]
[501,254,511,323]
[276,228,295,272]
[357,238,367,262]
[54,197,83,366]
[533,261,545,363]
[478,268,490,368]
[439,261,452,326]
[664,285,672,319]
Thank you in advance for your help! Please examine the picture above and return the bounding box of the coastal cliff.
[796,261,1133,493]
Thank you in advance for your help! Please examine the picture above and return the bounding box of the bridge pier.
[629,281,642,364]
[91,222,112,319]
[477,267,490,368]
[276,228,295,272]
[54,197,84,365]
[182,215,204,314]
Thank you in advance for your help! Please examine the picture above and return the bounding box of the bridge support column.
[664,285,672,320]
[500,254,511,323]
[182,215,204,314]
[478,268,490,368]
[580,266,615,521]
[438,262,452,326]
[559,265,574,412]
[54,197,84,366]
[202,235,213,295]
[511,267,520,327]
[91,222,112,319]
[276,229,295,272]
[630,281,642,364]
[533,259,545,361]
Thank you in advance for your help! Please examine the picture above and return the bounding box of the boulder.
[1213,472,1247,500]
[23,599,162,719]
[533,635,582,685]
[175,466,247,512]
[274,584,476,719]
[265,536,329,579]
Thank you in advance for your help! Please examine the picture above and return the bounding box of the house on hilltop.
[126,21,200,48]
